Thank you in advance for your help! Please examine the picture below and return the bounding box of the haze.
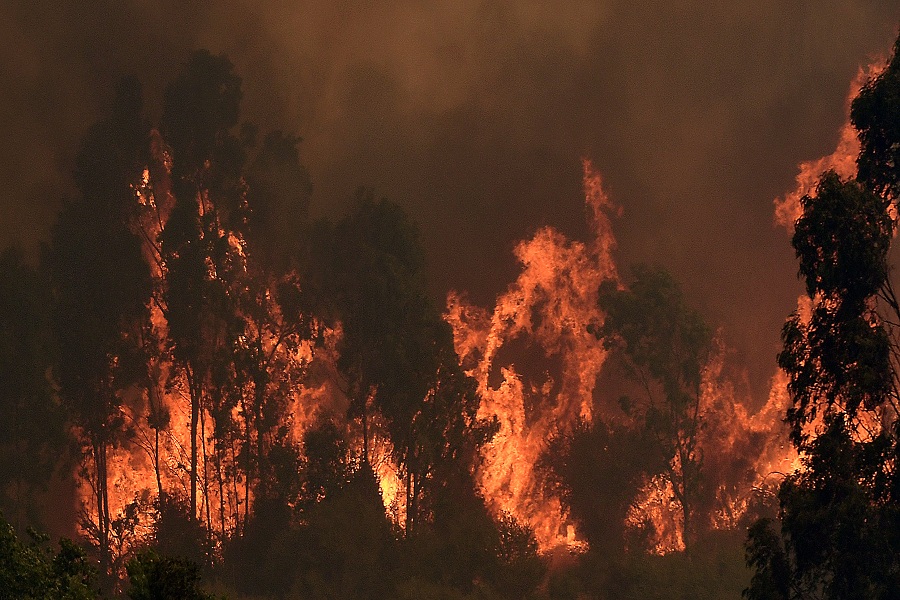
[2,0,899,398]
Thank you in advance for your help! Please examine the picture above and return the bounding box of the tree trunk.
[254,375,266,496]
[361,397,369,466]
[188,369,199,521]
[95,438,111,579]
[405,451,415,534]
[229,438,241,532]
[201,405,212,549]
[216,447,226,540]
[150,362,164,499]
[240,395,252,525]
[154,427,163,499]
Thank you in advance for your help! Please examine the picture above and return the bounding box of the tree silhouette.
[159,49,245,527]
[48,76,153,582]
[541,417,658,556]
[747,175,900,600]
[0,248,66,530]
[592,264,712,551]
[746,31,900,600]
[159,51,318,538]
[312,192,493,532]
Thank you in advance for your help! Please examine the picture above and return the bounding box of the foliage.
[490,513,546,599]
[540,417,658,556]
[152,493,210,567]
[744,519,789,600]
[780,173,893,448]
[223,462,397,600]
[591,264,712,548]
[851,34,900,201]
[0,514,97,600]
[746,30,900,600]
[126,549,217,600]
[299,419,352,511]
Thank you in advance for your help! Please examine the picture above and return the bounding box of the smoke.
[1,0,898,398]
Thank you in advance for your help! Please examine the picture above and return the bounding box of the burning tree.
[40,51,327,583]
[592,265,712,552]
[312,191,496,533]
[158,49,246,532]
[746,33,900,600]
[153,51,316,545]
[48,76,154,583]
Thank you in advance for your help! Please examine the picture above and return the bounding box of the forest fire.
[445,159,617,549]
[446,160,796,554]
[69,125,798,576]
[1,8,899,599]
[774,60,887,229]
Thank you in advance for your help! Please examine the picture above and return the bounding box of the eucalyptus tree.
[48,76,153,578]
[746,33,900,600]
[592,265,712,551]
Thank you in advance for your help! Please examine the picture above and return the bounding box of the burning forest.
[1,7,900,600]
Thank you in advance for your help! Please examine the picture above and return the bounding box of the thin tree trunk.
[96,439,110,578]
[412,470,420,534]
[682,499,692,556]
[201,405,212,549]
[229,437,241,532]
[361,395,369,466]
[150,361,164,499]
[154,427,162,499]
[405,457,413,534]
[216,447,226,540]
[254,376,266,496]
[188,368,199,521]
[240,395,251,525]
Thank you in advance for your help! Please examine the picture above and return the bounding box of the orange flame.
[774,59,886,230]
[625,338,795,554]
[446,159,618,550]
[82,145,803,565]
[448,159,796,553]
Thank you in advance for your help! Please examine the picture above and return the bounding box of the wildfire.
[446,159,618,550]
[447,160,799,554]
[773,59,887,230]
[82,149,799,564]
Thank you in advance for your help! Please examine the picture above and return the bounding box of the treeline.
[2,27,900,600]
[0,47,764,599]
[0,50,541,598]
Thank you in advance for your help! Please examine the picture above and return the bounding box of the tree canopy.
[745,31,900,600]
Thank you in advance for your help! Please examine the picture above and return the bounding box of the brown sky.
[2,0,898,398]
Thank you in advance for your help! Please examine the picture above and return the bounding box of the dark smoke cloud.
[3,0,898,398]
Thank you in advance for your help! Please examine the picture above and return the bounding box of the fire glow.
[82,151,798,563]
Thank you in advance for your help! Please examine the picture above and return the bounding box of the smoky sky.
[3,1,899,399]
